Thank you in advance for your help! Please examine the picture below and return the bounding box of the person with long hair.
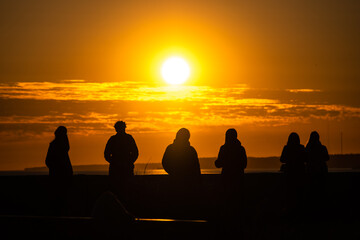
[280,132,307,215]
[45,126,73,215]
[306,131,329,175]
[45,126,73,178]
[215,128,247,221]
[215,128,247,190]
[305,131,329,215]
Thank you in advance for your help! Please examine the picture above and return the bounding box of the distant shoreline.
[1,154,359,176]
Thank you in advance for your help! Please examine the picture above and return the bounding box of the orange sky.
[0,1,359,170]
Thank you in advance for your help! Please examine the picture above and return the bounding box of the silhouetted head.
[54,126,67,138]
[225,128,238,144]
[308,131,321,145]
[175,128,190,143]
[114,121,126,133]
[287,132,300,146]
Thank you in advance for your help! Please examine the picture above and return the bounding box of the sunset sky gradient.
[0,0,359,170]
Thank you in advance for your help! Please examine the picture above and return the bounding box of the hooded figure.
[215,129,247,220]
[215,128,247,177]
[162,128,201,182]
[280,132,307,174]
[306,131,329,174]
[280,132,307,213]
[45,126,73,178]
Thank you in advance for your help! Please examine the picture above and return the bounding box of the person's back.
[45,126,73,215]
[280,133,307,175]
[214,129,247,221]
[215,129,247,178]
[280,132,307,215]
[162,128,201,181]
[104,121,138,178]
[306,131,329,174]
[45,126,73,178]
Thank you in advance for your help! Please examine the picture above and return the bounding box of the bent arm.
[130,136,139,163]
[104,138,112,163]
[193,148,201,175]
[215,146,224,168]
[162,146,172,174]
[323,146,330,161]
[45,144,54,168]
[280,146,287,163]
[242,147,247,169]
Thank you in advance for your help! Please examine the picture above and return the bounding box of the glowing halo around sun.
[161,57,190,85]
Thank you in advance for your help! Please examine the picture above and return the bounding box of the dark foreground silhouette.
[214,128,248,238]
[5,127,358,239]
[104,121,138,202]
[45,126,73,178]
[306,131,330,217]
[2,173,360,240]
[280,132,307,215]
[45,126,73,215]
[215,128,247,214]
[162,128,201,184]
[92,191,135,238]
[161,128,203,219]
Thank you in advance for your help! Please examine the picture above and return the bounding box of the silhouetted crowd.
[45,121,329,233]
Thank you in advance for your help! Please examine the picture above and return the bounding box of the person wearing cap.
[104,121,139,197]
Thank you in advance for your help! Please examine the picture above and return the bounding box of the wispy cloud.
[0,81,359,137]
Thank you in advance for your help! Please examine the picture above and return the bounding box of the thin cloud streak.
[0,81,359,136]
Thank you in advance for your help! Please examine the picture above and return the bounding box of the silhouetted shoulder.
[189,145,198,155]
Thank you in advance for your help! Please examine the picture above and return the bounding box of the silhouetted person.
[46,126,73,178]
[215,129,247,234]
[162,128,201,216]
[306,131,329,175]
[215,128,247,182]
[45,126,73,215]
[162,128,201,183]
[104,121,138,201]
[305,131,329,216]
[280,132,307,216]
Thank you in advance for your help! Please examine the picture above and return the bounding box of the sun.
[161,57,190,85]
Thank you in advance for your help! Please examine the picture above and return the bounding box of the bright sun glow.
[161,57,190,85]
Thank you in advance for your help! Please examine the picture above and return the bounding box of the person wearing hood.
[280,132,307,215]
[215,128,247,231]
[45,126,73,215]
[215,128,247,178]
[45,126,73,178]
[162,128,201,182]
[306,131,329,175]
[305,131,329,215]
[162,128,201,217]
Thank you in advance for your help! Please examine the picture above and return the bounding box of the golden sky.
[0,1,359,170]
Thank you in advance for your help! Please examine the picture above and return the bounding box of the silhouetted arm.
[242,147,247,169]
[192,148,201,176]
[104,138,113,163]
[280,146,287,163]
[45,143,54,168]
[323,146,329,161]
[129,136,139,163]
[215,146,225,168]
[162,146,172,175]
